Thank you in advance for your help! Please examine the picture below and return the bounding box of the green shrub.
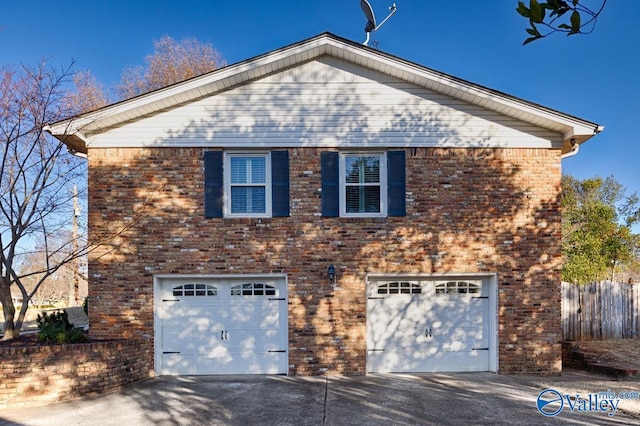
[36,310,87,344]
[66,327,87,343]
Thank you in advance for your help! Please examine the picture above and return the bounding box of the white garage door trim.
[366,273,497,373]
[153,274,288,376]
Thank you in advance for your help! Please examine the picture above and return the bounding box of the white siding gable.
[87,56,562,150]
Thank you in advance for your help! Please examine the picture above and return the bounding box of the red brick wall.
[0,339,152,409]
[87,146,562,375]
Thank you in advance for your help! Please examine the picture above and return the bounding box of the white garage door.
[367,277,493,373]
[155,276,287,375]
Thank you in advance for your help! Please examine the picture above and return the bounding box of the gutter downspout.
[67,148,88,159]
[561,138,580,160]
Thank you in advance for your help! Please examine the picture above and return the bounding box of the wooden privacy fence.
[562,281,640,341]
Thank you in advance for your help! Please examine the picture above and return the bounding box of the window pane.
[345,157,360,183]
[250,157,266,184]
[231,187,266,213]
[250,187,266,213]
[230,157,247,184]
[231,157,266,184]
[345,156,380,184]
[363,157,380,183]
[346,186,380,213]
[231,187,248,213]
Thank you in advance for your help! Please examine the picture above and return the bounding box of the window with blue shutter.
[204,150,289,218]
[321,150,406,218]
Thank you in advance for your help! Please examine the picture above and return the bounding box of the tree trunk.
[0,278,18,340]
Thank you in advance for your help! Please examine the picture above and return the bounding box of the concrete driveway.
[1,371,639,425]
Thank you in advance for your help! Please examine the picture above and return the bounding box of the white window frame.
[224,152,272,218]
[339,152,387,218]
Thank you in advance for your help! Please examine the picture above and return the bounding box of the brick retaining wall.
[0,338,153,409]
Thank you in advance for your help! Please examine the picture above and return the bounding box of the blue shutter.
[321,151,339,217]
[387,150,406,217]
[204,151,223,218]
[271,150,290,217]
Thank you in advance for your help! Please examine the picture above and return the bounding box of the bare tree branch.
[0,61,88,339]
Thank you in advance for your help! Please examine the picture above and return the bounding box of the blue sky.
[2,1,638,210]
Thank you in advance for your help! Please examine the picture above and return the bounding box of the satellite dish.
[361,0,377,33]
[360,1,397,46]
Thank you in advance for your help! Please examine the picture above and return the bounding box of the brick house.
[47,33,602,376]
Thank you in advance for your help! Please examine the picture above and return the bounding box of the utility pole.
[69,185,80,306]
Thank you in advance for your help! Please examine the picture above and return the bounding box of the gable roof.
[46,32,602,155]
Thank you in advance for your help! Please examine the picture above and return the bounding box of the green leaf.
[516,1,531,18]
[523,35,542,45]
[570,10,581,32]
[573,0,579,6]
[526,23,541,37]
[529,0,545,23]
[558,23,572,30]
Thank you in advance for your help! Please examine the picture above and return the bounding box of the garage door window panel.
[231,283,277,296]
[172,283,218,297]
[377,281,422,295]
[435,281,481,295]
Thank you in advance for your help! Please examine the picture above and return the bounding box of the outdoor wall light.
[328,264,336,283]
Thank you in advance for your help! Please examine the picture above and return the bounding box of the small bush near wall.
[0,338,153,409]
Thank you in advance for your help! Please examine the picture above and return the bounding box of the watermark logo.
[536,388,638,417]
[537,389,564,417]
